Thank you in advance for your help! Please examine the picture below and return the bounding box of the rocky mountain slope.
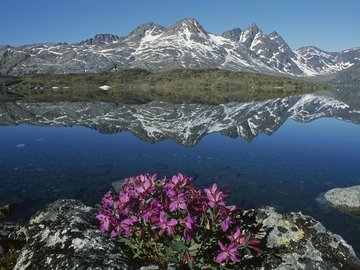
[328,63,360,87]
[1,18,359,77]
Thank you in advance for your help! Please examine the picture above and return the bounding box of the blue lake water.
[0,94,359,255]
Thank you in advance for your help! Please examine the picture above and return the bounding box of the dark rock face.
[79,34,122,46]
[13,200,134,270]
[221,27,242,41]
[9,200,360,270]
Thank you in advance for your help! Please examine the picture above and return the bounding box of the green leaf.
[144,197,153,204]
[189,243,201,251]
[119,238,136,250]
[133,250,142,258]
[205,220,210,230]
[189,251,197,257]
[207,208,214,220]
[165,239,188,251]
[187,257,194,269]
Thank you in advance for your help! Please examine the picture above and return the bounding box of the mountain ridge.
[1,18,359,77]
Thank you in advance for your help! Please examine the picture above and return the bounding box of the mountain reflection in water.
[1,93,360,146]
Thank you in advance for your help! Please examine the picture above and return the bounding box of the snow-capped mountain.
[1,18,359,77]
[0,94,359,146]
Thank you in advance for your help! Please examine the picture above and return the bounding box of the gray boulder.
[324,185,360,216]
[13,199,136,270]
[249,207,360,269]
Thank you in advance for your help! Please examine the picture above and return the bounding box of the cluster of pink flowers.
[97,173,261,268]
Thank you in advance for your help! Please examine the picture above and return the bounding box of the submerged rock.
[324,185,360,216]
[8,200,360,270]
[0,204,17,220]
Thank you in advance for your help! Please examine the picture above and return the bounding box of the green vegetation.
[0,69,327,104]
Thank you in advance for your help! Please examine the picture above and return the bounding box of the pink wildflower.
[216,240,240,264]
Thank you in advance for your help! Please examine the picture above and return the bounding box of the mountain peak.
[249,23,259,31]
[165,17,209,42]
[269,31,289,46]
[125,22,165,42]
[239,23,262,47]
[222,27,242,41]
[174,18,201,27]
[79,33,121,45]
[172,18,207,34]
[269,31,280,38]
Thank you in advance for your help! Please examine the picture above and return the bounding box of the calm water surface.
[0,93,359,255]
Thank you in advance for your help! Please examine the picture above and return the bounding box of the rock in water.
[324,185,360,216]
[13,199,134,270]
[0,204,17,220]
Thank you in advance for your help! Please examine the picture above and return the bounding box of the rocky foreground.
[1,199,359,270]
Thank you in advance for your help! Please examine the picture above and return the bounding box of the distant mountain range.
[1,94,359,146]
[1,18,359,77]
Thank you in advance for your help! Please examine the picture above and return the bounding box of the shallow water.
[0,93,359,255]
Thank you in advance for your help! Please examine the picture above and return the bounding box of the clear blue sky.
[1,0,359,51]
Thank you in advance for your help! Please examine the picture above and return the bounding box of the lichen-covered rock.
[11,200,360,270]
[248,207,360,270]
[324,185,360,216]
[13,199,136,270]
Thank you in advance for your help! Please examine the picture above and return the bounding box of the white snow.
[250,33,263,49]
[99,85,111,90]
[141,28,163,42]
[209,34,227,45]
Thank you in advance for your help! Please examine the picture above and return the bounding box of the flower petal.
[215,251,227,263]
